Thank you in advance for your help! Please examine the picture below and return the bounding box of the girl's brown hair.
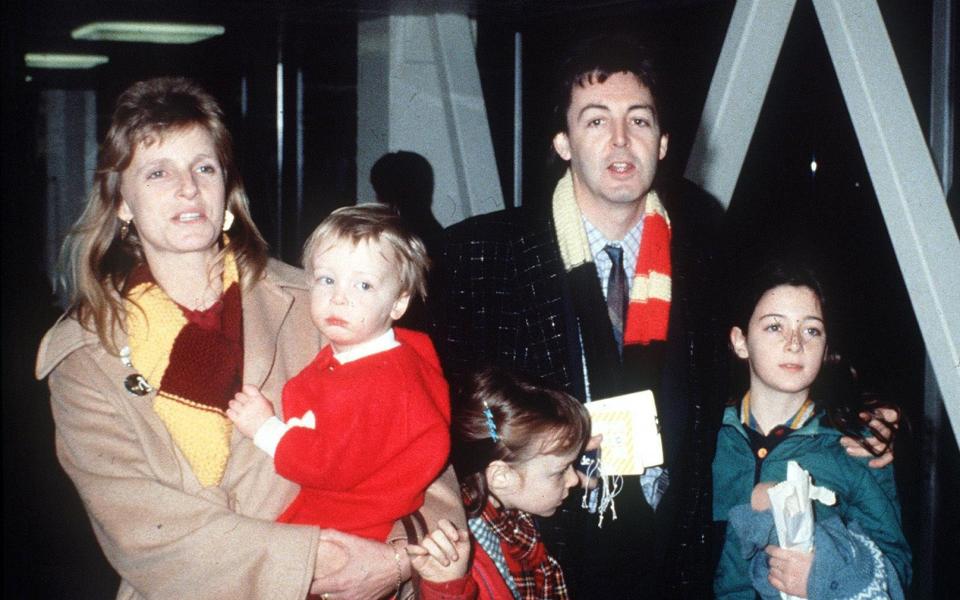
[59,77,268,353]
[452,367,591,517]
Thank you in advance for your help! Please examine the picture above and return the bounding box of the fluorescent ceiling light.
[25,53,109,69]
[72,22,225,44]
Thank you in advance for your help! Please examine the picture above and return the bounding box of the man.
[432,34,723,597]
[432,34,895,598]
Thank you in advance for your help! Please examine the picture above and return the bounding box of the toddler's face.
[309,237,409,354]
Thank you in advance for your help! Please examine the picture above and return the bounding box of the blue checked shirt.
[582,216,643,302]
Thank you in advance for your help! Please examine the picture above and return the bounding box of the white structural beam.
[357,1,504,225]
[687,0,960,443]
[811,0,960,445]
[683,0,796,207]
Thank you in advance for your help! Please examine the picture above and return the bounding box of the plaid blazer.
[430,180,727,597]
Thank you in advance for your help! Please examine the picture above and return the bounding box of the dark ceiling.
[12,0,724,59]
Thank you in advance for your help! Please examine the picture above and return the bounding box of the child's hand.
[765,545,813,597]
[406,519,471,583]
[226,384,276,438]
[750,482,777,511]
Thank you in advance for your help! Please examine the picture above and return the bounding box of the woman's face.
[118,125,226,267]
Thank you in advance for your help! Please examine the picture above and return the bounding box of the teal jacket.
[712,406,911,599]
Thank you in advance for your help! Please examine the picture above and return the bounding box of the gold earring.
[120,219,132,241]
[222,209,235,232]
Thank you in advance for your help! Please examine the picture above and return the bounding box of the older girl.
[712,261,910,599]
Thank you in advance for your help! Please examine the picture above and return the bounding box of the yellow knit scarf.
[124,250,241,487]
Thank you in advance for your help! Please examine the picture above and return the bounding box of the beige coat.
[36,259,463,600]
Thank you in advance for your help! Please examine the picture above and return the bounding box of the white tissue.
[766,461,836,600]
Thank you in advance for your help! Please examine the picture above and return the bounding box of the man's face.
[553,71,668,214]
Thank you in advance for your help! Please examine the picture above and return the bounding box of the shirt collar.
[333,328,399,364]
[581,215,644,274]
[740,392,817,433]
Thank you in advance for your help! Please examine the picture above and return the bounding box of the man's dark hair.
[553,33,665,134]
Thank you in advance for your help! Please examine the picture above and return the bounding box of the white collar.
[332,328,400,364]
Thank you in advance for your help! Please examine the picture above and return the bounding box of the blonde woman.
[36,77,462,600]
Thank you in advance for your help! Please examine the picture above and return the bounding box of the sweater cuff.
[253,416,290,457]
[419,575,476,599]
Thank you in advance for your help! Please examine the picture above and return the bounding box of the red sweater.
[274,328,450,540]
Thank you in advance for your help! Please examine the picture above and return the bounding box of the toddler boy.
[227,204,450,540]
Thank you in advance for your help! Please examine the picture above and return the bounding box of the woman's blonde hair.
[301,204,430,301]
[59,77,268,354]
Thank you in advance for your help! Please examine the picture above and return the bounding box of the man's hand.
[840,406,899,468]
[407,519,471,583]
[766,545,812,597]
[311,528,405,599]
[226,384,275,438]
[576,434,603,489]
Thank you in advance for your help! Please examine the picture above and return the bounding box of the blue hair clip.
[482,401,500,442]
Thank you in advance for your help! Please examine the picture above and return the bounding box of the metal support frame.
[684,0,796,207]
[357,1,504,226]
[43,89,97,307]
[812,0,960,446]
[918,0,954,595]
[686,0,960,449]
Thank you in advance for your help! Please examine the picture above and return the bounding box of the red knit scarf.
[124,250,243,486]
[552,169,671,345]
[481,502,569,600]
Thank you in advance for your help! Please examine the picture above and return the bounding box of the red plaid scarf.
[480,502,569,600]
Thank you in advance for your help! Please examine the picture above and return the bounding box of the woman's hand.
[766,545,812,597]
[311,528,407,599]
[407,519,471,583]
[226,384,275,438]
[840,406,899,468]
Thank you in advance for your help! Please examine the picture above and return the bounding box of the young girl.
[407,368,592,600]
[712,261,911,599]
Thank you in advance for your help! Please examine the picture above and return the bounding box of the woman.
[35,77,463,600]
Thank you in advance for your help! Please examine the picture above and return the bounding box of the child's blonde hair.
[302,204,430,300]
[452,367,591,517]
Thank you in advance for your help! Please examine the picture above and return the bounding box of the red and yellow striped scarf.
[552,170,671,345]
[124,250,243,486]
